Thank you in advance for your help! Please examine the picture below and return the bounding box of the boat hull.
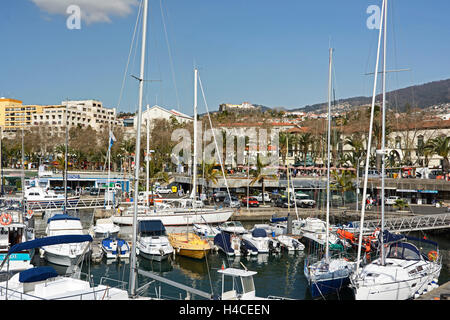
[352,262,441,300]
[112,209,233,226]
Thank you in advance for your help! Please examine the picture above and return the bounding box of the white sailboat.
[350,0,442,300]
[304,48,355,299]
[111,68,233,227]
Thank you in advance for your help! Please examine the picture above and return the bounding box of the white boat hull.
[351,258,442,300]
[112,209,233,226]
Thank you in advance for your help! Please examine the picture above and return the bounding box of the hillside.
[293,78,450,113]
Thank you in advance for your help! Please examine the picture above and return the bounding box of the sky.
[0,0,449,116]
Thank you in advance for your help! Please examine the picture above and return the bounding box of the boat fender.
[0,213,12,226]
[427,250,438,261]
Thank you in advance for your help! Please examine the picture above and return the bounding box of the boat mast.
[380,0,388,266]
[64,100,68,214]
[129,0,148,297]
[191,68,198,209]
[146,104,150,207]
[325,47,333,263]
[355,0,385,274]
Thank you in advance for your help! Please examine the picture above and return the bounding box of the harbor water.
[33,210,450,300]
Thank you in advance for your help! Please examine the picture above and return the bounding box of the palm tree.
[297,132,313,167]
[198,161,221,201]
[424,136,450,173]
[331,169,356,206]
[249,154,276,205]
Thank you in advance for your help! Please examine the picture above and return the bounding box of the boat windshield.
[241,276,255,294]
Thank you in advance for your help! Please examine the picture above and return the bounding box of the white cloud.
[31,0,139,24]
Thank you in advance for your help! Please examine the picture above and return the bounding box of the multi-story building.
[0,98,61,134]
[32,99,122,133]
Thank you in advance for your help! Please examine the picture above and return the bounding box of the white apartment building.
[32,99,122,133]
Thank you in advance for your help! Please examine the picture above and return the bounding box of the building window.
[395,136,401,149]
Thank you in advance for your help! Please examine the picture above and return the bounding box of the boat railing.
[99,276,128,291]
[0,281,125,300]
[0,285,46,300]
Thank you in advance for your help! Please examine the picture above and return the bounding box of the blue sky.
[0,0,449,116]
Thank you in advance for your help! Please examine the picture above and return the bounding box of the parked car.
[254,192,271,203]
[213,191,228,202]
[385,196,400,205]
[274,196,289,208]
[90,188,100,196]
[224,195,240,208]
[156,186,172,194]
[291,193,316,208]
[241,197,259,207]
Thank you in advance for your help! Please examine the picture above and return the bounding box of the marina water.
[33,210,449,300]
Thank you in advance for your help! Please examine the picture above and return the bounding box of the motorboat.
[350,231,442,300]
[136,219,173,261]
[91,218,120,238]
[25,186,79,206]
[218,267,286,300]
[213,231,243,256]
[0,235,130,300]
[251,223,287,237]
[275,235,305,251]
[169,232,211,260]
[41,214,91,267]
[111,202,233,227]
[0,210,33,276]
[101,237,130,260]
[218,221,247,235]
[192,223,220,239]
[296,217,343,249]
[241,228,281,254]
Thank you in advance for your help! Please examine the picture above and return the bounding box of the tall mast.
[191,68,198,208]
[129,0,148,297]
[325,47,333,263]
[64,101,68,213]
[380,0,388,266]
[355,0,385,274]
[146,104,150,207]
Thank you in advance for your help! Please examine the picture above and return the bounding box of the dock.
[415,281,450,300]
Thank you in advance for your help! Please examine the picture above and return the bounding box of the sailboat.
[303,47,355,299]
[168,68,212,260]
[349,0,442,300]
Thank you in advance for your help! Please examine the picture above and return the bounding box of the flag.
[109,131,116,150]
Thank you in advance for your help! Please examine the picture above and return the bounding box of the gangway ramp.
[351,213,450,234]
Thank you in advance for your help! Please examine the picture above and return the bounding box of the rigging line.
[159,0,181,111]
[117,0,143,112]
[197,73,232,201]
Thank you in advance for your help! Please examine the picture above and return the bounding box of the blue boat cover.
[386,241,421,260]
[251,228,267,238]
[138,220,165,233]
[214,232,233,253]
[19,266,58,283]
[270,216,288,223]
[47,214,80,224]
[8,235,93,254]
[378,230,406,244]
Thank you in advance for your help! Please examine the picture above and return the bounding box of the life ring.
[26,210,33,218]
[428,250,438,262]
[0,213,12,226]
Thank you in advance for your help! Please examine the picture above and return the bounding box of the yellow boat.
[168,232,211,259]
